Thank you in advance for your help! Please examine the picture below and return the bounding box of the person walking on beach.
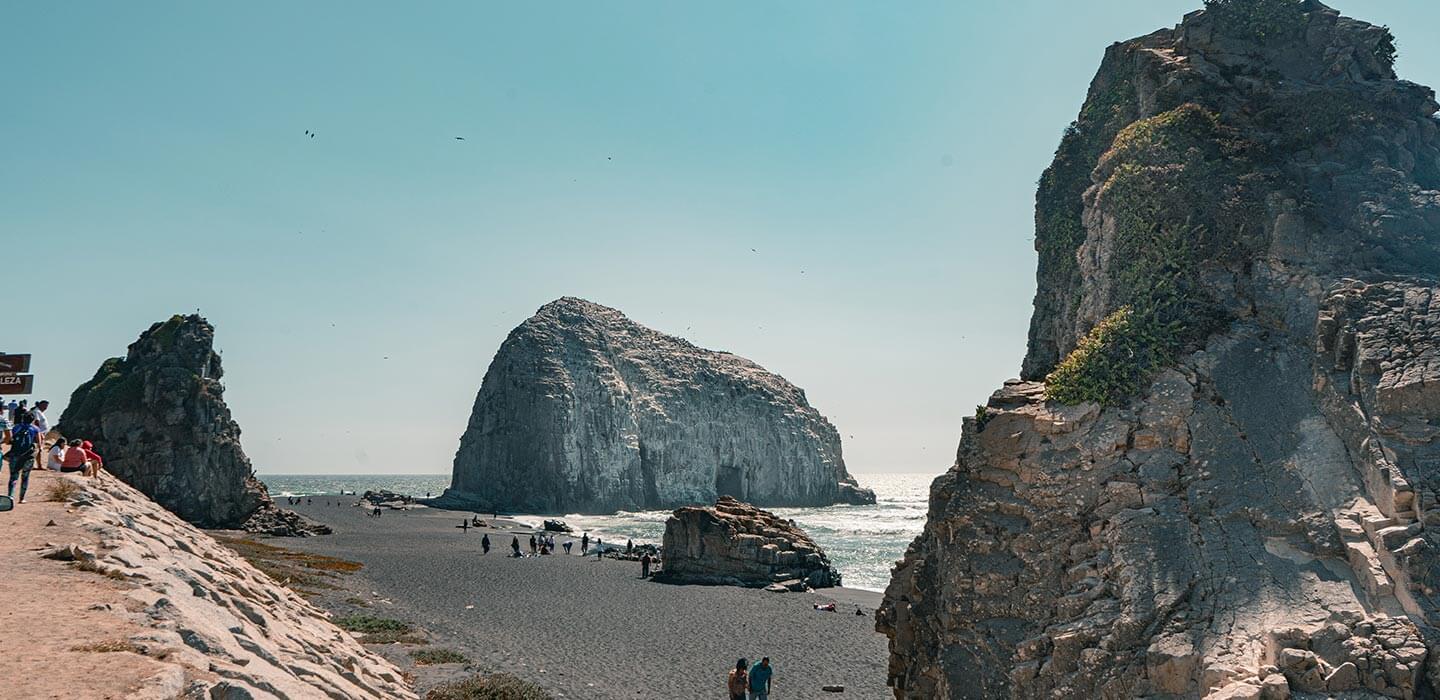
[581,533,589,555]
[511,535,521,557]
[528,534,537,555]
[640,552,652,578]
[727,658,749,700]
[594,537,603,559]
[748,658,773,700]
[6,411,41,504]
[481,533,491,554]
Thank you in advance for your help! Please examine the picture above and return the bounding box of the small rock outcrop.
[880,2,1440,699]
[655,496,840,589]
[59,314,324,535]
[50,473,413,698]
[436,297,874,514]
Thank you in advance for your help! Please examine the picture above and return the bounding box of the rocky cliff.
[59,314,322,535]
[436,297,873,514]
[880,2,1440,698]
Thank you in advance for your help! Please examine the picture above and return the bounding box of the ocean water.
[259,471,938,592]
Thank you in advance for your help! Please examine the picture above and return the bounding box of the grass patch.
[336,614,410,633]
[412,648,470,665]
[71,640,141,654]
[344,596,371,607]
[211,534,361,596]
[425,674,552,700]
[360,630,428,645]
[47,478,83,502]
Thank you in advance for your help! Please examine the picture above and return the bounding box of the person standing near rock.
[727,658,749,700]
[29,401,50,468]
[5,411,41,504]
[748,657,772,700]
[640,552,652,579]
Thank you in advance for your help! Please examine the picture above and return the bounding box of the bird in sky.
[750,248,757,253]
[454,136,465,141]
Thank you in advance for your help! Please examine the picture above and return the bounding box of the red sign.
[0,374,33,395]
[0,354,29,373]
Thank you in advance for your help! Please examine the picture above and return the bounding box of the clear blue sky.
[5,1,1437,476]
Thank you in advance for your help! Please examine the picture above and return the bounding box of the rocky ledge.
[43,473,413,698]
[655,496,840,590]
[437,297,874,514]
[59,314,324,536]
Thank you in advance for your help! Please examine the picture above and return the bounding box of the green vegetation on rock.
[1202,0,1305,43]
[1047,104,1264,406]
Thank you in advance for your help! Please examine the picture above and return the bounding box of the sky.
[4,1,1438,477]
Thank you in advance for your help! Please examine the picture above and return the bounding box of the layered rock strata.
[47,473,413,698]
[880,2,1440,698]
[656,496,840,589]
[436,297,874,514]
[59,314,324,535]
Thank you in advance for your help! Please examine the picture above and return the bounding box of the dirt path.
[0,470,179,699]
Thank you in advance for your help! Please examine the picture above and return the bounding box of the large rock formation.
[656,495,841,589]
[59,314,323,535]
[880,2,1440,698]
[436,297,874,514]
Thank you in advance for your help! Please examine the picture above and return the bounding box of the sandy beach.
[277,499,891,699]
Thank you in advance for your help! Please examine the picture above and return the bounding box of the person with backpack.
[727,658,749,700]
[6,411,41,504]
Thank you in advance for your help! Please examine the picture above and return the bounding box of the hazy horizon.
[6,1,1438,477]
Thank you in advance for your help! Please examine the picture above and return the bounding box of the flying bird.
[455,136,465,141]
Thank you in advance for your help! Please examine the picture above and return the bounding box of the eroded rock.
[656,496,840,588]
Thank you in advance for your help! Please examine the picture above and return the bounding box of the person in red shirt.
[58,439,89,473]
[81,440,104,477]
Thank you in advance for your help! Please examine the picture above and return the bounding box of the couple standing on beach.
[727,657,773,700]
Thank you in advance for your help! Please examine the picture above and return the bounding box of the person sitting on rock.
[58,438,89,474]
[80,440,104,477]
[47,436,68,473]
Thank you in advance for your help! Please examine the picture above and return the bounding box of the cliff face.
[437,297,873,514]
[881,2,1440,698]
[59,315,317,534]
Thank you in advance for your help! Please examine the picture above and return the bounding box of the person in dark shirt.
[5,412,42,504]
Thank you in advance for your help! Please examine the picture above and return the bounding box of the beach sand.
[278,499,892,699]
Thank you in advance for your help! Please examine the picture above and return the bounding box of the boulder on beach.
[58,314,326,536]
[655,496,840,590]
[433,297,875,514]
[543,518,574,533]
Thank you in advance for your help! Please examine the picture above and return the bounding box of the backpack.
[10,426,35,459]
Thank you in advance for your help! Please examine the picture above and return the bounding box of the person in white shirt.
[30,401,51,468]
[48,440,67,472]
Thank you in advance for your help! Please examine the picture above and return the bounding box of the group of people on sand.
[727,657,775,700]
[4,399,105,505]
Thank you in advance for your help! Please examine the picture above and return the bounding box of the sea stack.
[657,496,841,590]
[59,314,324,535]
[436,297,874,514]
[880,3,1440,699]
